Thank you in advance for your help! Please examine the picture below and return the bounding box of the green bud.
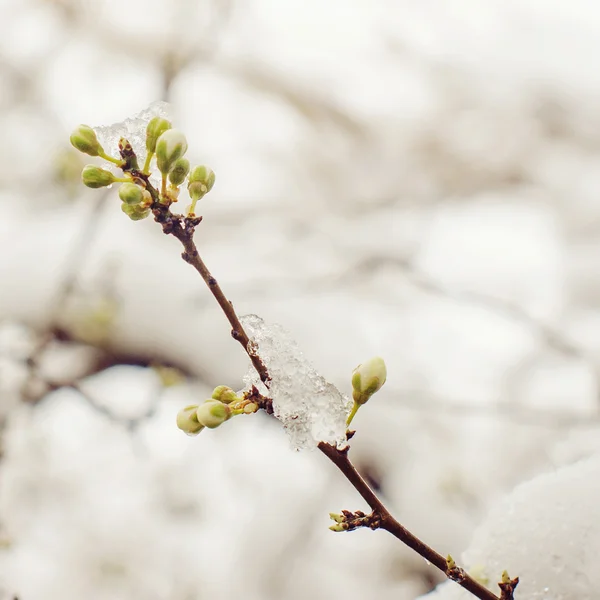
[196,400,231,429]
[187,165,216,201]
[81,164,115,188]
[146,117,172,153]
[176,404,204,435]
[70,125,105,157]
[351,356,387,405]
[118,182,144,205]
[329,523,348,532]
[329,512,345,523]
[121,202,150,221]
[211,385,239,404]
[156,129,188,175]
[168,158,190,186]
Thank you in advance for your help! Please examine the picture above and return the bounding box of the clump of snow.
[418,454,600,600]
[241,314,351,451]
[94,101,172,164]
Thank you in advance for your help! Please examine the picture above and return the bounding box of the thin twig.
[318,441,499,600]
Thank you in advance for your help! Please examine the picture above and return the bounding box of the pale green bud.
[168,158,190,186]
[351,356,387,405]
[211,385,239,404]
[121,202,150,221]
[81,164,115,188]
[176,404,204,435]
[156,129,188,175]
[196,400,231,429]
[187,165,215,201]
[70,125,104,157]
[118,182,144,205]
[146,117,172,153]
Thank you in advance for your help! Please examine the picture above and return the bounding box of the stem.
[346,401,360,426]
[143,151,153,174]
[99,151,123,166]
[318,442,499,600]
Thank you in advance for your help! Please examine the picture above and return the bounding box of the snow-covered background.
[1,1,600,598]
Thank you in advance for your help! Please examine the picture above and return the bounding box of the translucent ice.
[241,314,351,451]
[94,101,172,165]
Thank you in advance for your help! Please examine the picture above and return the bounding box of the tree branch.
[123,144,506,600]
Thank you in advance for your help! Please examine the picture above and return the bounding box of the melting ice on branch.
[94,101,173,165]
[241,315,352,451]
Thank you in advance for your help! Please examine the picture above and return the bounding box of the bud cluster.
[175,385,258,436]
[70,116,216,219]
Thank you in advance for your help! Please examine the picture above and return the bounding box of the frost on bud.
[146,117,172,153]
[118,182,144,205]
[351,356,387,405]
[121,202,150,221]
[211,385,239,404]
[196,400,231,429]
[70,125,104,157]
[187,165,215,201]
[168,158,190,186]
[81,164,115,188]
[156,129,188,175]
[176,404,204,435]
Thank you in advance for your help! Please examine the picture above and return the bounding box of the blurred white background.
[1,0,600,599]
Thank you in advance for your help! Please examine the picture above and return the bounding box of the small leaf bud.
[187,165,216,201]
[176,404,204,435]
[156,129,188,175]
[351,356,387,405]
[211,385,239,404]
[146,117,172,153]
[121,202,150,221]
[81,164,115,188]
[168,158,190,186]
[70,125,105,157]
[118,182,144,205]
[196,400,231,429]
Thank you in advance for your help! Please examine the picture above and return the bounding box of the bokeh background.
[1,1,600,599]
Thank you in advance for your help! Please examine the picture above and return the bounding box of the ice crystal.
[241,314,351,451]
[94,101,172,167]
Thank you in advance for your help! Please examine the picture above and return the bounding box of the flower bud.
[176,404,204,435]
[118,182,144,205]
[121,202,150,221]
[70,125,104,157]
[156,129,188,175]
[351,356,387,405]
[81,164,115,188]
[196,400,231,429]
[187,165,215,201]
[168,158,190,186]
[211,385,239,404]
[146,117,172,153]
